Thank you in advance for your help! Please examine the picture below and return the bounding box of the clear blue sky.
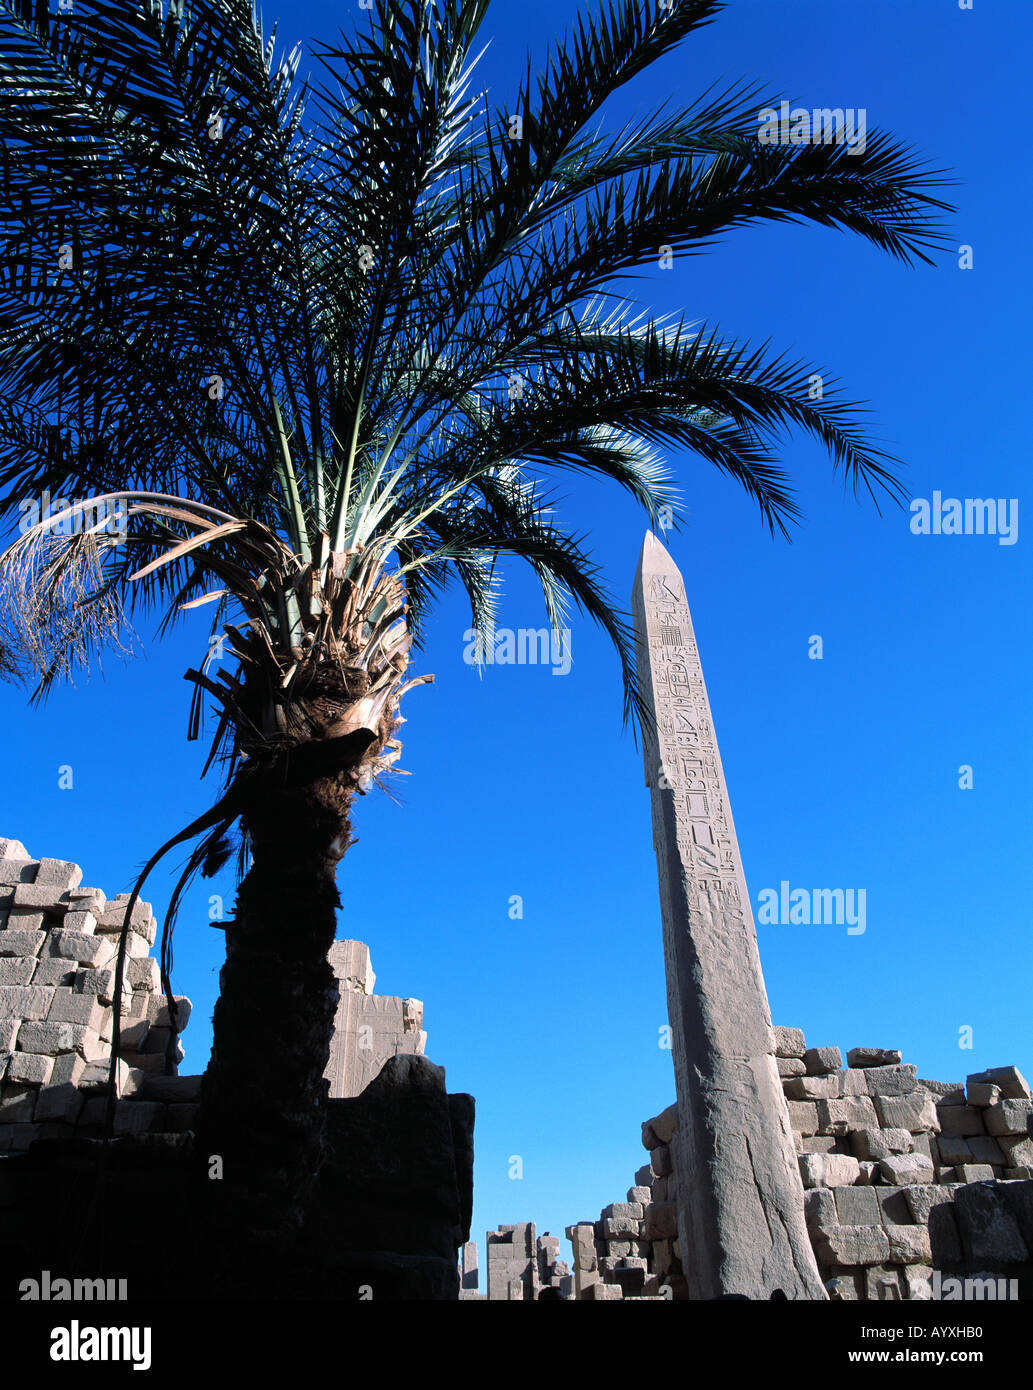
[2,0,1030,1273]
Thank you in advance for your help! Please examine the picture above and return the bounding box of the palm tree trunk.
[197,769,356,1235]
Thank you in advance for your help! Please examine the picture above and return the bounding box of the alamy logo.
[756,881,866,935]
[909,492,1018,546]
[931,1271,1018,1301]
[462,626,572,676]
[757,102,867,155]
[18,489,128,542]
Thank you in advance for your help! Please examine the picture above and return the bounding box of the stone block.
[787,1100,818,1136]
[0,931,46,959]
[922,1081,966,1104]
[0,1019,17,1051]
[0,856,36,885]
[857,1161,879,1185]
[800,1136,844,1154]
[938,1104,986,1137]
[649,1144,671,1178]
[47,989,108,1030]
[784,1075,840,1101]
[0,1084,36,1121]
[804,1046,842,1075]
[911,1133,933,1161]
[820,1224,889,1266]
[601,1217,640,1239]
[126,957,160,991]
[865,1266,903,1300]
[998,1135,1033,1168]
[798,1153,860,1188]
[966,1081,1001,1108]
[146,995,191,1031]
[953,1182,1029,1263]
[34,858,83,891]
[4,909,46,932]
[49,1052,86,1088]
[648,1103,679,1145]
[633,1164,652,1188]
[876,1186,913,1224]
[825,1274,861,1300]
[984,1100,1032,1137]
[0,840,31,862]
[112,1100,164,1135]
[15,1021,73,1053]
[955,1164,996,1183]
[846,1047,902,1068]
[583,1282,622,1300]
[602,1201,643,1221]
[49,932,115,968]
[816,1096,878,1135]
[773,1026,806,1058]
[885,1225,931,1265]
[0,958,35,986]
[12,883,71,909]
[626,1185,651,1204]
[606,1240,632,1257]
[878,1154,934,1186]
[6,1052,53,1086]
[834,1185,880,1225]
[838,1069,869,1097]
[873,1093,939,1133]
[966,1135,1005,1167]
[937,1135,975,1166]
[850,1128,912,1161]
[30,958,75,987]
[0,986,53,1021]
[967,1067,1030,1101]
[777,1057,805,1078]
[804,1188,837,1232]
[62,910,97,934]
[864,1064,918,1097]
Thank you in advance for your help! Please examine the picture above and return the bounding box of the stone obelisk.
[632,532,826,1299]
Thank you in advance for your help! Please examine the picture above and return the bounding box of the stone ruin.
[458,1224,572,1301]
[0,835,432,1149]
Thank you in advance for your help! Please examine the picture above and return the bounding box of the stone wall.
[324,939,426,1098]
[478,1222,571,1299]
[560,1026,1033,1300]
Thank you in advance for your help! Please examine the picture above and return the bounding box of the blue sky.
[2,0,1030,1273]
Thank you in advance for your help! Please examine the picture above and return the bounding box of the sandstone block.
[798,1153,860,1188]
[49,932,115,968]
[864,1064,918,1097]
[846,1047,902,1068]
[967,1067,1030,1101]
[0,840,31,862]
[938,1104,986,1137]
[6,1052,53,1086]
[833,1185,880,1225]
[804,1188,837,1232]
[648,1103,679,1145]
[626,1186,651,1204]
[773,1026,806,1058]
[936,1135,975,1167]
[12,883,70,909]
[787,1100,818,1136]
[633,1164,651,1188]
[0,958,35,986]
[857,1161,879,1185]
[0,1019,17,1051]
[784,1075,840,1101]
[34,858,83,891]
[804,1046,842,1075]
[4,909,46,932]
[649,1145,671,1178]
[816,1097,878,1135]
[955,1164,996,1183]
[0,931,46,959]
[47,990,108,1030]
[0,856,35,885]
[583,1282,622,1300]
[865,1266,902,1300]
[984,1100,1032,1137]
[820,1224,889,1266]
[602,1216,641,1238]
[838,1068,869,1097]
[30,958,75,987]
[998,1135,1033,1168]
[878,1154,934,1186]
[48,1052,86,1088]
[966,1135,1005,1167]
[851,1128,912,1161]
[0,1084,36,1121]
[15,1021,74,1053]
[777,1057,805,1077]
[966,1081,1001,1108]
[953,1182,1029,1263]
[876,1187,912,1225]
[642,1202,678,1240]
[146,995,191,1031]
[62,910,97,934]
[874,1093,939,1133]
[126,957,160,991]
[0,986,53,1021]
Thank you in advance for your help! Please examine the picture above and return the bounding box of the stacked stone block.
[323,939,427,1099]
[482,1224,572,1299]
[0,838,197,1151]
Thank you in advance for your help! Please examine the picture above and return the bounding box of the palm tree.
[0,0,950,1230]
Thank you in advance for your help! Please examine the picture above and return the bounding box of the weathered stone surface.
[952,1183,1029,1263]
[11,883,70,909]
[966,1081,1001,1108]
[0,986,53,1021]
[787,1100,818,1136]
[146,995,191,1031]
[627,1185,651,1204]
[5,1051,52,1086]
[820,1225,889,1266]
[804,1046,842,1075]
[875,1187,912,1224]
[878,1154,934,1186]
[777,1057,805,1078]
[966,1135,1005,1167]
[583,1282,622,1300]
[47,989,108,1030]
[984,1100,1032,1137]
[816,1097,878,1135]
[863,1064,917,1097]
[837,1069,869,1097]
[873,1093,939,1133]
[850,1128,911,1161]
[0,958,35,986]
[936,1134,976,1167]
[632,534,825,1301]
[833,1185,880,1225]
[30,958,75,987]
[774,1026,806,1059]
[885,1225,931,1265]
[799,1153,860,1188]
[642,1202,678,1240]
[34,858,83,891]
[804,1188,837,1232]
[602,1216,640,1238]
[649,1103,679,1146]
[967,1067,1030,1101]
[955,1164,996,1183]
[938,1105,986,1137]
[846,1047,902,1069]
[48,932,114,968]
[784,1075,840,1101]
[997,1135,1033,1168]
[0,931,46,958]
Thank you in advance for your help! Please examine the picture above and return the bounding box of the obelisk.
[632,532,826,1299]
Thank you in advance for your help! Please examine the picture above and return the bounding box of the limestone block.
[62,910,97,935]
[938,1105,986,1137]
[49,932,114,968]
[0,986,53,1021]
[777,1057,805,1078]
[0,959,35,986]
[34,858,83,891]
[966,1081,1001,1108]
[864,1064,918,1097]
[642,1202,678,1239]
[6,1052,53,1086]
[820,1224,890,1266]
[816,1097,878,1135]
[967,1066,1030,1101]
[847,1047,902,1068]
[783,1074,840,1102]
[30,958,75,987]
[787,1100,818,1136]
[0,931,46,959]
[12,884,71,909]
[955,1164,996,1183]
[804,1046,842,1075]
[878,1154,934,1186]
[850,1128,912,1161]
[833,1185,880,1225]
[0,1084,36,1121]
[876,1187,912,1224]
[983,1100,1032,1136]
[47,989,108,1031]
[953,1182,1030,1263]
[998,1136,1033,1168]
[774,1026,806,1058]
[873,1093,939,1133]
[798,1153,860,1188]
